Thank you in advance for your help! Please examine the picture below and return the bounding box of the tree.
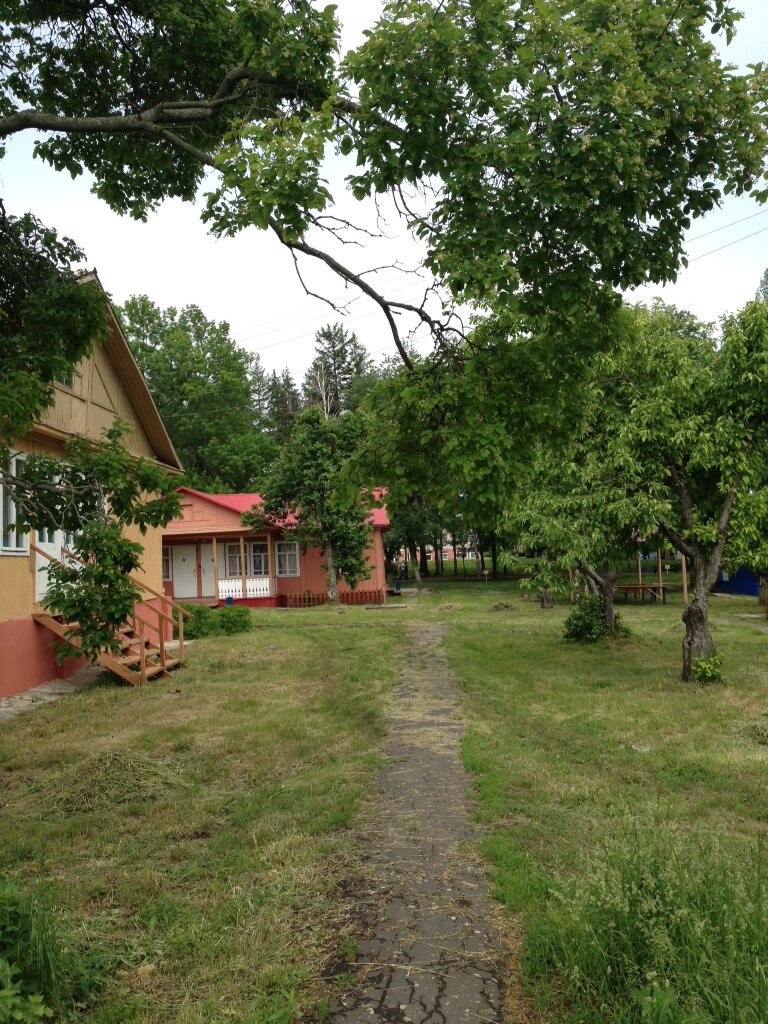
[6,422,180,660]
[1,2,765,359]
[119,296,276,491]
[243,407,372,602]
[518,300,768,680]
[266,369,302,445]
[302,323,375,416]
[0,206,106,452]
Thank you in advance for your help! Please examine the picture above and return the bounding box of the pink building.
[162,487,389,606]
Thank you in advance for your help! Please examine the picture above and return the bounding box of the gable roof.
[175,487,390,529]
[34,271,182,472]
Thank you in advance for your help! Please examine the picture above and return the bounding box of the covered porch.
[163,531,281,607]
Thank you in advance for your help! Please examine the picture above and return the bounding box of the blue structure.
[714,567,760,597]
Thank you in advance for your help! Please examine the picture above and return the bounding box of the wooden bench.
[615,584,666,604]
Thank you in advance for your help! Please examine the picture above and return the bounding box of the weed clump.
[0,879,103,1016]
[527,827,768,1023]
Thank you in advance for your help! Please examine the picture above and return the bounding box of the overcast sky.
[2,1,768,381]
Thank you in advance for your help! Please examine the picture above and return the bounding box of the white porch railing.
[218,577,271,600]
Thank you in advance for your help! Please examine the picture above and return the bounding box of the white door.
[172,544,198,599]
[35,527,62,603]
[199,543,215,598]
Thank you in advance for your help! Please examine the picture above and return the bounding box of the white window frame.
[251,542,269,577]
[162,545,172,582]
[276,541,300,577]
[1,456,27,554]
[225,543,242,578]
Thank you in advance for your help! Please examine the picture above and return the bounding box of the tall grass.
[526,827,768,1023]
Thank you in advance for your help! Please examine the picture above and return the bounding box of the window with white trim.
[226,543,242,578]
[276,541,300,577]
[1,456,27,553]
[251,542,268,576]
[162,545,171,582]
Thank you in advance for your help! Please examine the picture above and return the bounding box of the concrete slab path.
[331,622,508,1024]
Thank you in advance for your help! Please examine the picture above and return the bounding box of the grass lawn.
[0,605,403,1023]
[3,589,768,1022]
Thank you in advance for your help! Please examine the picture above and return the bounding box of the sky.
[2,1,768,382]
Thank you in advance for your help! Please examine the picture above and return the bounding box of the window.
[276,542,299,577]
[55,373,74,389]
[162,546,171,582]
[251,542,268,577]
[226,543,242,578]
[1,456,27,553]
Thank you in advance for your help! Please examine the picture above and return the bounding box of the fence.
[282,589,385,608]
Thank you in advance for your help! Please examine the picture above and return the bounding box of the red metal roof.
[175,487,389,529]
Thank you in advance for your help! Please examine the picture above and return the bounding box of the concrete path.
[0,667,102,723]
[332,622,507,1024]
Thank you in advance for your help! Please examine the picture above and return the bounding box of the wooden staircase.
[31,543,192,687]
[33,611,184,687]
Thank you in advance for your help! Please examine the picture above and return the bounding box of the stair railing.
[31,542,192,664]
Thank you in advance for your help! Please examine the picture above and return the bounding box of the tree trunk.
[491,533,498,580]
[451,534,458,576]
[326,543,339,603]
[408,540,422,584]
[419,542,430,576]
[600,573,618,632]
[681,594,714,681]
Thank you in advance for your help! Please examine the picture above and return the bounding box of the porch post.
[267,532,276,598]
[239,534,247,600]
[212,537,219,602]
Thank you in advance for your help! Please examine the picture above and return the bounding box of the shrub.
[526,827,768,1023]
[179,604,252,640]
[691,653,724,685]
[563,594,629,643]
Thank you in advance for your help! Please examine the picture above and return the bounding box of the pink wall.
[275,532,387,598]
[0,617,86,698]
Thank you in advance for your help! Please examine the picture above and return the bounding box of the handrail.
[61,546,193,618]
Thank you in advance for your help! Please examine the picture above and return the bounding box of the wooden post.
[139,618,147,687]
[158,609,166,670]
[267,533,276,598]
[239,534,247,600]
[681,553,689,605]
[636,553,643,587]
[656,547,664,603]
[211,536,219,602]
[177,611,184,663]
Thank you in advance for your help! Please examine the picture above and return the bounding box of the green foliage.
[526,828,768,1023]
[246,407,373,595]
[691,653,724,685]
[0,961,51,1023]
[8,422,181,662]
[302,323,375,416]
[346,0,766,315]
[120,296,276,491]
[0,210,106,449]
[563,595,628,643]
[180,604,252,640]
[0,879,100,1016]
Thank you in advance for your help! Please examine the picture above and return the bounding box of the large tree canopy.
[1,0,766,359]
[119,296,276,491]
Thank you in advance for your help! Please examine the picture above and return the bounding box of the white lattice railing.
[218,577,271,600]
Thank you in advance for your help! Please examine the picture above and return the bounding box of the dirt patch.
[329,622,535,1024]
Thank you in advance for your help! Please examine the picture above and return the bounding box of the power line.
[686,207,768,243]
[686,225,768,263]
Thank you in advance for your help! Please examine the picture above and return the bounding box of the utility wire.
[686,225,768,263]
[686,206,768,243]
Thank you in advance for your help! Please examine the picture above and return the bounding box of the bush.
[526,827,768,1023]
[691,653,724,685]
[0,959,50,1022]
[180,604,252,640]
[563,594,629,643]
